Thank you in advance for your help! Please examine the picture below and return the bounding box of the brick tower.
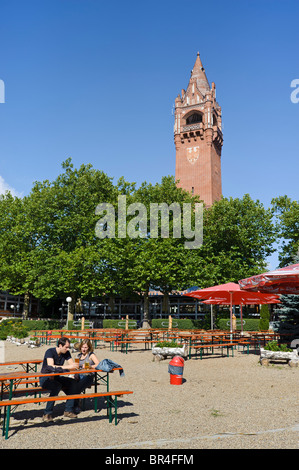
[174,52,223,206]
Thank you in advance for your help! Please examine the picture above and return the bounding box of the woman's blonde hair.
[79,338,94,353]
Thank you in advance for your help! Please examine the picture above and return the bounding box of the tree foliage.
[190,194,277,285]
[0,161,278,323]
[272,195,299,266]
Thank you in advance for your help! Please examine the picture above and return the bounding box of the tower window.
[186,113,202,125]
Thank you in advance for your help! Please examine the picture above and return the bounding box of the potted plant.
[28,336,40,347]
[152,341,187,360]
[260,340,298,366]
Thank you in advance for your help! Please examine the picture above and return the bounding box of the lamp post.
[66,296,72,330]
[10,304,15,318]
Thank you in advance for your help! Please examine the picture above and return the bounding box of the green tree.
[31,160,118,313]
[0,162,278,327]
[273,254,299,326]
[0,160,118,320]
[274,294,299,325]
[98,176,203,326]
[0,193,42,318]
[197,194,277,283]
[259,304,270,331]
[271,195,299,266]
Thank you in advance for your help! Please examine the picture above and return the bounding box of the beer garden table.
[0,360,42,373]
[0,366,128,439]
[0,366,122,402]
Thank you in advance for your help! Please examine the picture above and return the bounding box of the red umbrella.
[239,263,299,294]
[201,293,280,334]
[185,282,280,335]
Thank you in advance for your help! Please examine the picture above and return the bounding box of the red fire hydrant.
[168,356,184,385]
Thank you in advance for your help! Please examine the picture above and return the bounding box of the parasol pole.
[230,291,233,340]
[240,304,244,335]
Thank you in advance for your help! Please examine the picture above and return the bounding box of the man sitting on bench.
[39,336,79,421]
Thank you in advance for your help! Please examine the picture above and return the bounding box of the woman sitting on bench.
[73,339,100,412]
[39,336,80,421]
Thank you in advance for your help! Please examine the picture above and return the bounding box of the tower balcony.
[182,123,202,132]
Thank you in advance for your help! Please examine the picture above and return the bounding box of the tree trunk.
[76,298,83,314]
[23,292,30,320]
[142,284,151,329]
[162,292,170,315]
[108,296,115,314]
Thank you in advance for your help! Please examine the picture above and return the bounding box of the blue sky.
[0,0,298,269]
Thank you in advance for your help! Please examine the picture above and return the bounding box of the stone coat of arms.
[186,146,199,164]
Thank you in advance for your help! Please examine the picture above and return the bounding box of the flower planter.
[152,343,188,360]
[260,347,299,366]
[28,338,40,348]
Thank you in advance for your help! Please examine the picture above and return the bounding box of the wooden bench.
[33,334,62,345]
[0,390,133,439]
[2,386,48,397]
[34,334,91,345]
[92,336,120,349]
[193,342,235,359]
[0,365,44,402]
[237,340,252,354]
[0,360,42,373]
[2,380,45,395]
[117,339,155,353]
[1,376,50,400]
[92,337,120,350]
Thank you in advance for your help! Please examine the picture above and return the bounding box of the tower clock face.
[186,146,199,164]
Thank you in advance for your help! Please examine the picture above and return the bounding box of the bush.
[65,321,80,330]
[264,340,292,352]
[22,320,61,330]
[0,320,30,340]
[154,341,183,348]
[0,319,63,340]
[217,318,260,331]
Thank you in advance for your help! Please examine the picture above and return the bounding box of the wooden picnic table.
[117,338,157,354]
[0,360,42,373]
[0,367,131,439]
[0,366,121,400]
[249,332,280,346]
[34,334,92,345]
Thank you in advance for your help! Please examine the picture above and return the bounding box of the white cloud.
[0,176,22,197]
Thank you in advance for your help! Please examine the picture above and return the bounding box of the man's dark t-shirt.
[41,347,71,373]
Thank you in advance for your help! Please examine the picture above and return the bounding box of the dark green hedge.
[103,318,260,331]
[4,318,261,334]
[22,320,62,330]
[217,318,260,331]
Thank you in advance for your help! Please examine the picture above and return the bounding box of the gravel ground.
[0,338,298,450]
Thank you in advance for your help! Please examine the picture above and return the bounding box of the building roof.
[188,52,210,95]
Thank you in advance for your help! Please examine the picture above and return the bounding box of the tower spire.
[189,52,210,95]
